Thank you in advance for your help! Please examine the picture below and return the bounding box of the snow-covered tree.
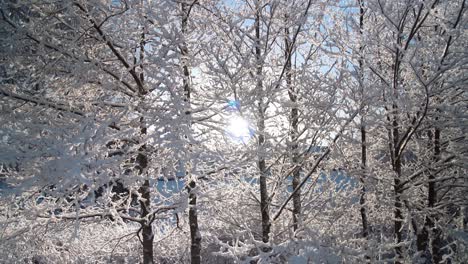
[0,0,466,263]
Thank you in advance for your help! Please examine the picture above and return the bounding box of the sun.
[226,116,252,143]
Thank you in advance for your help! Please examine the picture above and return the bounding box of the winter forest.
[0,0,467,263]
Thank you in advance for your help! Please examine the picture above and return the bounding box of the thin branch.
[0,88,86,116]
[74,2,146,95]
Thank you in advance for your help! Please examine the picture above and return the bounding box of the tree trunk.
[285,24,301,233]
[360,123,369,239]
[430,127,441,264]
[392,108,404,264]
[140,179,154,264]
[391,22,405,260]
[188,180,201,264]
[258,120,270,244]
[357,0,369,243]
[137,121,153,264]
[135,28,154,264]
[255,3,270,244]
[180,4,201,263]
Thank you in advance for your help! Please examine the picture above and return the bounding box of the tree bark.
[188,180,201,264]
[139,179,154,264]
[392,107,404,263]
[135,26,154,264]
[390,14,406,260]
[255,2,270,244]
[137,119,153,264]
[430,127,441,263]
[180,3,201,263]
[357,0,369,243]
[285,22,301,233]
[360,124,369,239]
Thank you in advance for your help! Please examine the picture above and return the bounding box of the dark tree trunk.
[285,19,301,233]
[258,115,270,243]
[418,123,442,264]
[258,139,270,243]
[392,104,404,264]
[430,127,441,264]
[188,180,201,264]
[180,3,201,263]
[424,3,464,261]
[140,179,154,264]
[135,29,154,264]
[391,20,405,260]
[255,4,270,244]
[357,0,369,243]
[393,176,404,264]
[137,122,154,264]
[360,124,369,239]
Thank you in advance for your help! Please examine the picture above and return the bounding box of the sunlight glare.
[226,116,252,143]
